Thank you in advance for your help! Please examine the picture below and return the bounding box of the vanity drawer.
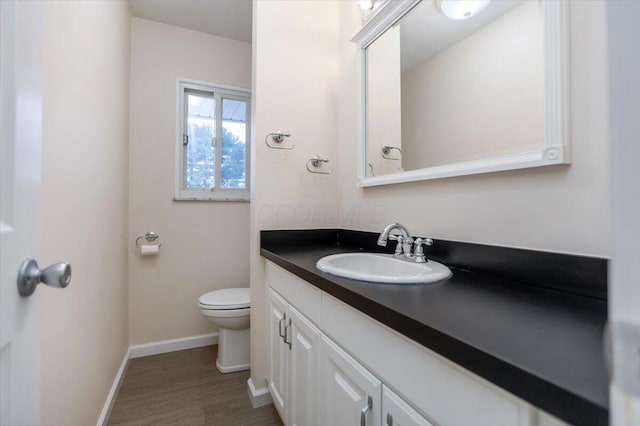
[321,293,532,426]
[265,261,322,326]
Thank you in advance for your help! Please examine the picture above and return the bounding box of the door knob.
[17,258,71,297]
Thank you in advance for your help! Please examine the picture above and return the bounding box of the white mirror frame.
[352,0,570,187]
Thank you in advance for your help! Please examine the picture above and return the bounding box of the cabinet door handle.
[278,314,286,339]
[284,318,292,350]
[360,395,373,426]
[385,413,393,426]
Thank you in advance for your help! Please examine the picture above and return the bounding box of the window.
[175,79,251,201]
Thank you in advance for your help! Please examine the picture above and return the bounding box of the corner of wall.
[250,0,342,387]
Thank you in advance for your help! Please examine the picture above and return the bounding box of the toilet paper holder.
[135,231,162,248]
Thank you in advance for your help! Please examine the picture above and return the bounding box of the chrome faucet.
[377,223,414,259]
[377,223,433,263]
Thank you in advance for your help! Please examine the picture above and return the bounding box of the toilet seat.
[200,306,250,318]
[198,288,250,310]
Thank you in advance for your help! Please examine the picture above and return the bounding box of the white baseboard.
[247,377,273,408]
[97,348,130,426]
[129,333,219,359]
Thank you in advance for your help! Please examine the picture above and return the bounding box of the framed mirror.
[352,0,570,187]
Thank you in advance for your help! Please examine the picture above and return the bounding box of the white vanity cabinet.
[265,261,544,426]
[382,387,434,426]
[267,287,321,426]
[267,287,288,419]
[288,305,321,426]
[320,335,382,426]
[319,334,434,426]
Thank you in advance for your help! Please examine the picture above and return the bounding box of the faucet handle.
[389,234,404,255]
[415,237,433,247]
[413,238,434,263]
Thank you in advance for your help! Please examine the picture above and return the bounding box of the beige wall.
[250,0,341,386]
[40,2,131,425]
[367,25,403,176]
[128,18,252,345]
[402,0,544,169]
[339,0,610,257]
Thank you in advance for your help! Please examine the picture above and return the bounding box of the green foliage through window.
[186,121,215,189]
[186,125,246,189]
[221,125,246,188]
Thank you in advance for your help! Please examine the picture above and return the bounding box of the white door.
[288,306,321,426]
[382,386,433,426]
[0,1,43,424]
[321,335,382,426]
[267,288,289,422]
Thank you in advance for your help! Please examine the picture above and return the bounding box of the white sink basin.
[316,252,452,284]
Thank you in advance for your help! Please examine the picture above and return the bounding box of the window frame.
[174,78,251,201]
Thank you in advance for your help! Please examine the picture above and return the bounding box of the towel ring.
[382,145,402,160]
[306,155,332,175]
[265,132,294,150]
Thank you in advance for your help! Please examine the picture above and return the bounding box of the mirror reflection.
[365,0,544,177]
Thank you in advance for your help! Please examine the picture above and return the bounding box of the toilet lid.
[199,288,250,310]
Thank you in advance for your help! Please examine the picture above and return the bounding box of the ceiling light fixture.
[435,0,492,20]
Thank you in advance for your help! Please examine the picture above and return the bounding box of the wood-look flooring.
[107,346,282,426]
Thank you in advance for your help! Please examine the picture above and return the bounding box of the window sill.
[173,196,250,202]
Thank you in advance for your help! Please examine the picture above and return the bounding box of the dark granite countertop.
[260,229,608,426]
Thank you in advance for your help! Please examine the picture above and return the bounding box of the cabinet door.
[321,335,382,426]
[288,305,321,426]
[267,288,289,421]
[382,386,433,426]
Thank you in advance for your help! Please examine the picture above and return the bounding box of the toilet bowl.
[198,288,250,373]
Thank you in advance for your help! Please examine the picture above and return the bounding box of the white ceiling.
[129,0,252,43]
[400,0,525,73]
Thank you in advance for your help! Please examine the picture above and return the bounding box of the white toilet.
[198,287,250,373]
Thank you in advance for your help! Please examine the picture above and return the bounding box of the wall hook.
[306,155,332,175]
[382,145,402,160]
[265,131,294,150]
